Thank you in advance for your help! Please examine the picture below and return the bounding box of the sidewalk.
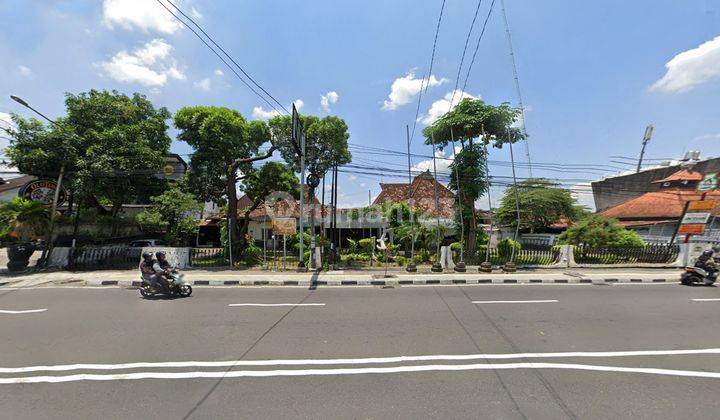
[0,267,683,288]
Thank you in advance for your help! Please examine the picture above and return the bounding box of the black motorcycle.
[681,265,717,286]
[139,272,192,297]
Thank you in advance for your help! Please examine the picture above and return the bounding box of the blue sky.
[1,0,719,209]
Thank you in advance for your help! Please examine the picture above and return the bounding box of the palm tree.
[0,197,50,243]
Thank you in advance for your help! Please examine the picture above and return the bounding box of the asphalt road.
[1,283,720,419]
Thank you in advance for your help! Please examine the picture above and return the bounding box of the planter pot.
[7,243,36,272]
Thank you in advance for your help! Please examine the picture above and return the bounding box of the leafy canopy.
[269,114,351,176]
[496,179,577,232]
[242,161,299,207]
[0,197,50,243]
[136,186,202,245]
[558,214,645,248]
[174,106,271,205]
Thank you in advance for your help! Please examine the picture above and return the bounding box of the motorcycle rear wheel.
[681,274,699,286]
[139,287,153,297]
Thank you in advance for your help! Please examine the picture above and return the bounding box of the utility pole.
[296,107,307,271]
[10,95,67,268]
[636,124,654,173]
[505,126,521,273]
[406,125,417,272]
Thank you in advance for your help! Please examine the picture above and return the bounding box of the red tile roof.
[373,170,455,219]
[652,169,703,184]
[601,188,720,219]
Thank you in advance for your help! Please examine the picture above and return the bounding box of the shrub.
[242,244,263,266]
[395,255,407,266]
[346,238,359,253]
[497,239,521,260]
[358,238,375,254]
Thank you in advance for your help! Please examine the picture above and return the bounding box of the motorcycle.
[681,265,717,286]
[139,271,193,298]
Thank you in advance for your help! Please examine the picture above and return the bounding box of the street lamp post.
[10,95,68,268]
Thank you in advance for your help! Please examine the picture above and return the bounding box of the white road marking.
[0,309,47,314]
[228,303,326,307]
[3,348,720,374]
[692,298,720,302]
[2,362,720,384]
[472,300,558,304]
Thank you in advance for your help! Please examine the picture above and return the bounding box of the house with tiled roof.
[373,170,456,222]
[600,168,720,242]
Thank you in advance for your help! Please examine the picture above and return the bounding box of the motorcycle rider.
[695,248,718,278]
[153,251,174,291]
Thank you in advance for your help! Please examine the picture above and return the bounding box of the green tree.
[7,90,172,218]
[496,179,576,233]
[558,214,645,248]
[136,186,202,245]
[269,114,352,176]
[238,161,299,237]
[422,98,523,254]
[174,106,273,252]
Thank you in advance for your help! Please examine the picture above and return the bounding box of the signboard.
[697,173,718,192]
[18,179,67,207]
[163,165,175,177]
[688,200,716,211]
[272,217,297,235]
[682,212,711,224]
[678,224,707,235]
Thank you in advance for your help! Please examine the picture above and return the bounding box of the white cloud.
[421,90,478,125]
[194,78,211,91]
[411,148,452,176]
[17,65,32,76]
[348,174,357,181]
[98,39,186,87]
[252,99,303,120]
[650,35,720,93]
[381,71,448,111]
[189,6,203,19]
[102,0,186,34]
[320,91,339,112]
[693,132,720,142]
[214,69,224,76]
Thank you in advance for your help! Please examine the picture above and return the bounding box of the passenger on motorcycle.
[153,251,174,291]
[695,249,717,276]
[139,252,160,289]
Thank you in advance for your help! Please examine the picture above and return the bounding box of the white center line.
[472,300,558,304]
[692,298,720,302]
[0,309,48,314]
[228,303,326,307]
[2,363,720,384]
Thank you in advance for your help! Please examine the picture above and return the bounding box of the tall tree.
[239,161,299,236]
[423,98,523,254]
[7,90,172,218]
[174,106,273,252]
[496,178,577,233]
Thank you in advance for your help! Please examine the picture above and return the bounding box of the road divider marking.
[692,298,720,302]
[3,348,720,374]
[472,300,558,304]
[2,362,720,384]
[228,303,326,307]
[0,309,47,314]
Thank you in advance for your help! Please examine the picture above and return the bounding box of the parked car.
[129,239,168,248]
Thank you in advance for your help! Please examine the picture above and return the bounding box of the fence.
[70,246,143,271]
[574,244,680,265]
[189,248,228,267]
[470,244,560,266]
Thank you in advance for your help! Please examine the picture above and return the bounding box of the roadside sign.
[682,212,711,224]
[688,200,716,211]
[163,165,175,176]
[18,179,68,207]
[678,224,707,235]
[697,173,718,192]
[272,217,297,235]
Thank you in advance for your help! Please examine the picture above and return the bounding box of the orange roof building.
[373,170,455,219]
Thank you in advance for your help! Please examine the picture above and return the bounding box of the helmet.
[156,251,167,259]
[142,252,153,261]
[702,249,714,258]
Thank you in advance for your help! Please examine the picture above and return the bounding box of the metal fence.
[574,244,680,264]
[189,248,228,267]
[469,245,560,266]
[70,246,142,271]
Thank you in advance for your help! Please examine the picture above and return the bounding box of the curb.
[82,277,678,288]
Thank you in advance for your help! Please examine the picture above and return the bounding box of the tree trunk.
[226,173,239,255]
[466,194,478,257]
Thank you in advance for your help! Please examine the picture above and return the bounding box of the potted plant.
[0,197,50,272]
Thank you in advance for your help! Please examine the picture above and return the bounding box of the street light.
[10,95,67,267]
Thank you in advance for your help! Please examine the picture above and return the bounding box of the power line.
[153,0,287,116]
[409,0,448,146]
[499,0,532,177]
[447,0,485,109]
[460,0,496,95]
